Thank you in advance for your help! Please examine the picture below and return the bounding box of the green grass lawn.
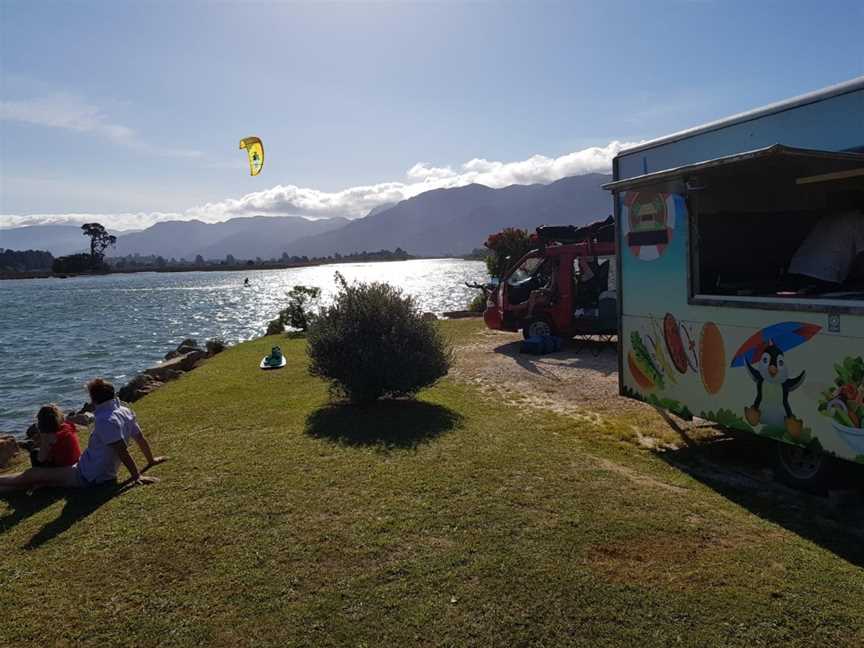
[3,321,864,647]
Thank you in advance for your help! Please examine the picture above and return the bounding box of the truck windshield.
[508,257,543,285]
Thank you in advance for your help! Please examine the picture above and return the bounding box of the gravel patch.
[450,329,651,421]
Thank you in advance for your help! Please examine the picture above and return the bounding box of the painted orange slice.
[699,322,726,395]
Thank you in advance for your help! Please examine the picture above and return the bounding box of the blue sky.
[1,0,862,229]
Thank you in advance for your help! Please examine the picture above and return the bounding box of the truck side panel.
[618,193,864,463]
[617,87,864,180]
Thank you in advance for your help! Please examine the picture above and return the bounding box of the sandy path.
[449,328,668,428]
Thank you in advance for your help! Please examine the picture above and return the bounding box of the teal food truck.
[604,77,864,489]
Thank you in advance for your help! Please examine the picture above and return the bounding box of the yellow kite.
[239,136,264,176]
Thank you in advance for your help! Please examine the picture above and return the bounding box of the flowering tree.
[483,228,535,279]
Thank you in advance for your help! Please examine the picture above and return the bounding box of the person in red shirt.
[26,404,81,468]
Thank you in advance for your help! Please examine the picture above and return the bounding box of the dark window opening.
[690,172,864,306]
[605,146,864,311]
[694,210,864,302]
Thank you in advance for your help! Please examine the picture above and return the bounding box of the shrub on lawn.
[467,292,486,313]
[266,319,284,336]
[307,273,452,403]
[267,285,322,335]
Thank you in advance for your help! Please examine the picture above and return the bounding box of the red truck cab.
[484,219,617,339]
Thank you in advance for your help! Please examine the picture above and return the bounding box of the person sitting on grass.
[21,404,81,468]
[0,379,166,494]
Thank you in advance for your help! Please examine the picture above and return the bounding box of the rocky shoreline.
[0,313,483,467]
[116,337,226,404]
[0,336,227,468]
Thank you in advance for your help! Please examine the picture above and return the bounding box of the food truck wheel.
[523,319,553,339]
[773,441,833,493]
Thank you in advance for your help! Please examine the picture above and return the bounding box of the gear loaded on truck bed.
[483,217,617,345]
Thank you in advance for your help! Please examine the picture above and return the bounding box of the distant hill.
[0,216,348,260]
[1,173,613,261]
[192,215,348,260]
[0,224,92,256]
[283,173,613,257]
[111,215,349,260]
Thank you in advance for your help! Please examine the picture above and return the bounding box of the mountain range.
[110,215,348,260]
[282,174,612,257]
[0,173,612,259]
[0,224,107,257]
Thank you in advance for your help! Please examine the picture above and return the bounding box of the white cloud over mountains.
[0,140,637,231]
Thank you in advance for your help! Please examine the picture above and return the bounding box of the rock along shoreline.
[0,337,227,468]
[0,311,482,467]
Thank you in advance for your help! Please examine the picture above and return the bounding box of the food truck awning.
[602,145,864,194]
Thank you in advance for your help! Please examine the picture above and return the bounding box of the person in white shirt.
[787,211,864,289]
[0,379,165,493]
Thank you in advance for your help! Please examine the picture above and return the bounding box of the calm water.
[0,259,487,435]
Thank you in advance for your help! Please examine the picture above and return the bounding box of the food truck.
[603,76,864,489]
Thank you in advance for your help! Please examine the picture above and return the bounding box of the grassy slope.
[2,320,864,647]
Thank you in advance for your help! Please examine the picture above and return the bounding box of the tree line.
[51,223,116,273]
[107,247,414,270]
[0,248,55,272]
[7,221,417,275]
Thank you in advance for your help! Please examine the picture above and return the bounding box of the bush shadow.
[653,414,864,568]
[305,399,463,449]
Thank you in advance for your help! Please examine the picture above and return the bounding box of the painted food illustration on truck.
[629,317,726,397]
[819,356,864,454]
[630,314,701,391]
[628,331,664,391]
[698,322,726,395]
[663,313,689,375]
[731,322,821,440]
[623,192,674,261]
[646,316,677,385]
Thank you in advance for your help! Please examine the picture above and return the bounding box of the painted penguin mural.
[731,322,821,440]
[744,342,806,434]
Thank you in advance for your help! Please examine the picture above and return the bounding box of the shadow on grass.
[0,490,64,536]
[653,417,864,568]
[1,480,134,549]
[305,399,463,449]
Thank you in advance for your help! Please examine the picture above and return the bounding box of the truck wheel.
[523,319,553,339]
[773,441,833,494]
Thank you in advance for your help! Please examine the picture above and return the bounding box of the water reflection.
[0,259,487,433]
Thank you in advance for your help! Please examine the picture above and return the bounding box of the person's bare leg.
[0,466,79,493]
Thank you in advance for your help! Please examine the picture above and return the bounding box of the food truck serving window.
[605,146,864,314]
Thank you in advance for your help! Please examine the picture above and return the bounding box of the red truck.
[482,218,617,340]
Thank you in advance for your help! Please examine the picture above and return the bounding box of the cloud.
[0,212,185,231]
[0,93,202,158]
[0,140,638,230]
[407,162,456,180]
[185,140,635,222]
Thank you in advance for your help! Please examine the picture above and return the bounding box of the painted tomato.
[663,313,688,375]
